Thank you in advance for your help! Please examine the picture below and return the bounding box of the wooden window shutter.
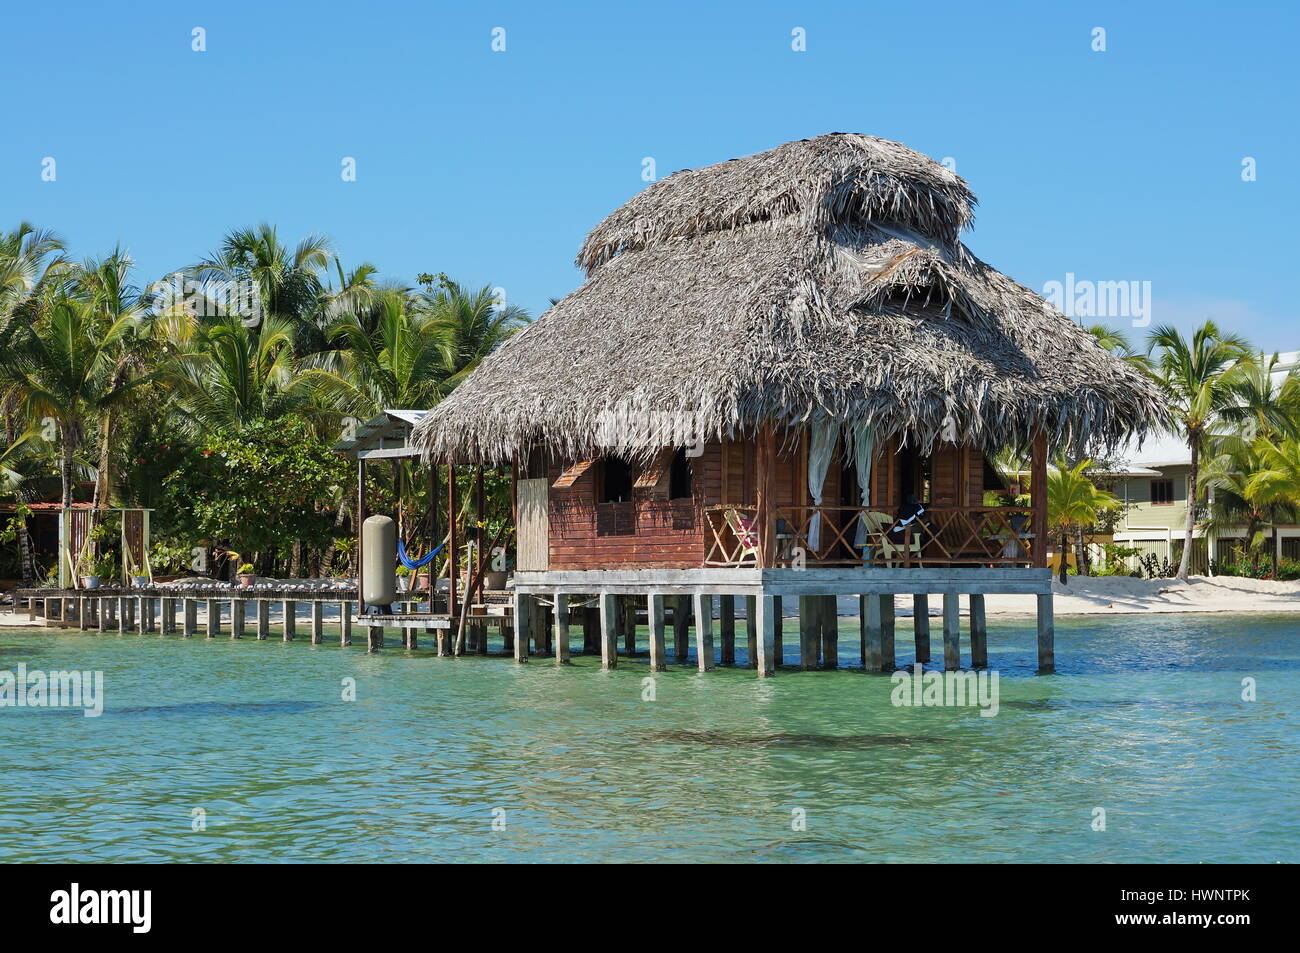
[552,458,595,489]
[633,448,675,497]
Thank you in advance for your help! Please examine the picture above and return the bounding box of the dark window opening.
[669,449,692,500]
[522,444,547,480]
[1151,478,1174,505]
[599,456,634,503]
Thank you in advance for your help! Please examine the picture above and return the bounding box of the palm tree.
[1200,437,1286,574]
[0,223,67,337]
[0,427,42,585]
[165,314,301,435]
[418,277,530,397]
[0,294,144,507]
[1217,351,1300,442]
[1243,437,1300,570]
[190,224,333,352]
[1047,459,1120,585]
[1147,320,1254,581]
[73,248,150,509]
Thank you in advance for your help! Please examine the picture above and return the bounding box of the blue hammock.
[398,538,444,571]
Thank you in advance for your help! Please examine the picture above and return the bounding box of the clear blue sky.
[3,0,1296,348]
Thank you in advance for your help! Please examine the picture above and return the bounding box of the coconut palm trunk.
[16,515,36,586]
[1176,437,1199,582]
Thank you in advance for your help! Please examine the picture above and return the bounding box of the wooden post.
[447,462,458,622]
[719,595,736,665]
[357,458,367,613]
[799,595,819,670]
[311,601,324,645]
[1036,592,1055,673]
[1031,430,1048,569]
[861,594,881,670]
[821,594,838,670]
[693,593,715,672]
[205,599,218,637]
[121,596,132,633]
[672,594,690,663]
[772,595,784,666]
[622,597,637,655]
[913,594,931,663]
[879,594,895,672]
[513,591,530,663]
[533,600,548,655]
[282,600,296,641]
[340,601,352,646]
[745,595,757,668]
[256,600,269,640]
[754,594,776,676]
[599,592,618,670]
[554,592,570,664]
[182,598,196,637]
[942,592,961,671]
[581,605,599,654]
[231,600,245,639]
[755,423,777,567]
[165,597,177,634]
[98,597,109,633]
[969,593,987,668]
[367,625,383,653]
[648,593,667,671]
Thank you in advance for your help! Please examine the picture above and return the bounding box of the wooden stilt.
[648,592,667,671]
[599,592,618,670]
[861,594,881,670]
[366,624,383,653]
[879,593,895,672]
[622,596,637,656]
[799,595,819,670]
[554,592,571,664]
[745,595,757,669]
[182,598,196,637]
[1036,592,1055,673]
[942,592,961,671]
[582,605,599,654]
[912,594,931,663]
[256,600,269,640]
[754,594,776,677]
[719,595,736,665]
[532,599,547,656]
[340,602,352,646]
[121,596,132,633]
[204,599,217,637]
[772,595,784,666]
[98,596,108,633]
[821,594,838,670]
[672,594,690,663]
[512,592,529,663]
[969,593,987,668]
[693,593,715,672]
[309,601,323,645]
[282,600,296,641]
[78,597,90,631]
[231,600,245,639]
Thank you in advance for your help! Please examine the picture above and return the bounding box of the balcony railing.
[704,504,1038,569]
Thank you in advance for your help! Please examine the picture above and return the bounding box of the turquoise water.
[0,614,1296,863]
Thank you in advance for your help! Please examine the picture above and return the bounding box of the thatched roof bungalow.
[410,134,1167,674]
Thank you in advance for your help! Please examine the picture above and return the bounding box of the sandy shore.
[5,575,1300,628]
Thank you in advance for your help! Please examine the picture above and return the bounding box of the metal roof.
[332,409,429,458]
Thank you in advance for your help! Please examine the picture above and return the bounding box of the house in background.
[1112,350,1300,573]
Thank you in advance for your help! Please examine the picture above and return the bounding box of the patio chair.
[860,510,924,567]
[723,507,761,565]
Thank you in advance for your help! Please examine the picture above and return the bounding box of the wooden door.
[516,478,550,570]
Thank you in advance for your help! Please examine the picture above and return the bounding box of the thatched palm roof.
[414,133,1166,464]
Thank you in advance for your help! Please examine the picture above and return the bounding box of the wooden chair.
[859,510,923,567]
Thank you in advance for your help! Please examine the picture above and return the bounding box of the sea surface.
[1,613,1296,863]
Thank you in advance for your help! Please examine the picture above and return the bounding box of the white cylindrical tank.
[361,515,397,605]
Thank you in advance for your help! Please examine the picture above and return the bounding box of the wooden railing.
[704,504,1038,568]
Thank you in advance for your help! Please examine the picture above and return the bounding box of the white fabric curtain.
[850,423,876,546]
[806,421,839,552]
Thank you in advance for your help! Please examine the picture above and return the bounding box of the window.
[1151,478,1174,505]
[598,456,634,503]
[669,448,692,500]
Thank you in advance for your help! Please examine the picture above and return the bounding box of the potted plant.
[237,563,257,587]
[396,564,412,592]
[80,553,115,590]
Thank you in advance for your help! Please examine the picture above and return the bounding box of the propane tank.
[361,515,397,605]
